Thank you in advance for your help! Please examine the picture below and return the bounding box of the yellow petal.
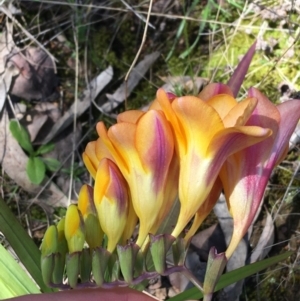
[205,94,237,119]
[172,95,224,156]
[222,97,257,127]
[117,110,144,123]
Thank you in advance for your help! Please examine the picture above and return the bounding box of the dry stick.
[124,0,153,110]
[67,21,80,206]
[120,0,155,29]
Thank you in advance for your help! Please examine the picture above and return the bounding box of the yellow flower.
[153,87,272,238]
[220,88,300,258]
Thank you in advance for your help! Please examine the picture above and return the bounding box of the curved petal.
[96,122,126,171]
[207,126,272,182]
[135,110,174,192]
[95,138,114,162]
[117,110,144,124]
[172,95,224,156]
[108,122,141,176]
[155,89,184,143]
[205,94,238,119]
[223,97,258,127]
[274,99,300,163]
[248,87,281,132]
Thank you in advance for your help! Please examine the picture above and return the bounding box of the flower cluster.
[41,41,300,291]
[41,79,300,289]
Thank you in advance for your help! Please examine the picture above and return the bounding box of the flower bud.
[94,158,129,253]
[78,184,104,249]
[64,204,85,253]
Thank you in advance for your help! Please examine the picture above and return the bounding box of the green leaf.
[168,251,293,301]
[27,156,46,185]
[0,197,54,293]
[42,158,61,172]
[0,244,40,299]
[35,143,55,156]
[9,120,33,154]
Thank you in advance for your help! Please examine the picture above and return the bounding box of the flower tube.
[220,88,300,258]
[153,88,272,238]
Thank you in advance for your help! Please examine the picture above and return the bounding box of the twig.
[124,0,153,109]
[67,17,80,206]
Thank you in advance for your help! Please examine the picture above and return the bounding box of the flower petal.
[205,94,238,119]
[117,110,144,124]
[222,97,258,127]
[135,110,174,193]
[207,126,272,182]
[94,159,129,252]
[172,95,224,156]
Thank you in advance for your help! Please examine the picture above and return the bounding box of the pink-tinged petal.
[117,110,144,124]
[227,41,257,97]
[172,95,224,156]
[207,126,272,182]
[198,83,233,101]
[273,99,300,163]
[135,110,174,193]
[223,97,258,127]
[248,87,281,132]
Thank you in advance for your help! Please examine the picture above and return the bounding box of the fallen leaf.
[250,211,275,263]
[42,66,113,144]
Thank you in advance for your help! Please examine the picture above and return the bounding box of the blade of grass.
[0,244,40,299]
[179,1,212,59]
[168,251,292,300]
[0,197,54,293]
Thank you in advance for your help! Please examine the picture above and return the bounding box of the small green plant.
[9,120,59,185]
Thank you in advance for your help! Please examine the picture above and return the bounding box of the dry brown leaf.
[42,66,113,144]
